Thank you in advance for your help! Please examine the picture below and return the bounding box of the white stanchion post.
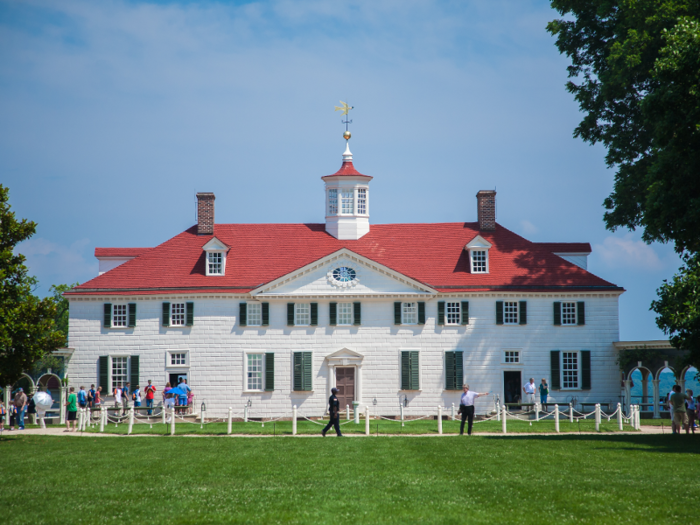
[244,405,248,423]
[365,406,370,436]
[400,405,404,427]
[128,407,134,435]
[595,404,600,432]
[200,407,204,428]
[451,403,456,421]
[170,407,175,436]
[502,404,507,434]
[497,400,501,421]
[617,403,623,430]
[636,405,641,430]
[555,404,560,433]
[535,402,540,422]
[346,404,350,421]
[100,408,105,433]
[227,407,233,435]
[569,403,574,423]
[292,405,297,436]
[354,403,359,425]
[438,406,443,435]
[87,408,92,428]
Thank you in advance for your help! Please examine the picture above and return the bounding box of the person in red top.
[144,380,157,415]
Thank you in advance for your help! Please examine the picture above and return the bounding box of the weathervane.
[334,101,354,140]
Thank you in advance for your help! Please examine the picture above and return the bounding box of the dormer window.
[202,237,229,277]
[465,235,492,274]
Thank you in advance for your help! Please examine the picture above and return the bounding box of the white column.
[227,407,233,435]
[437,406,443,435]
[652,380,661,419]
[365,406,370,436]
[554,404,560,433]
[170,406,175,436]
[60,387,67,425]
[617,403,623,430]
[292,405,297,436]
[502,404,507,434]
[595,404,600,432]
[128,407,134,435]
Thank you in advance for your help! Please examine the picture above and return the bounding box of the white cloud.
[520,219,538,235]
[594,234,665,271]
[17,238,97,294]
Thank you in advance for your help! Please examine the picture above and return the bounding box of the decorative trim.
[326,263,360,289]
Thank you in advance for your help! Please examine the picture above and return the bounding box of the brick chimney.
[476,190,496,231]
[196,192,215,235]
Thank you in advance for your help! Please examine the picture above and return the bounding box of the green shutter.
[287,303,295,326]
[550,351,561,390]
[103,303,112,328]
[265,353,274,391]
[401,351,410,390]
[437,301,445,325]
[302,352,312,391]
[130,355,139,390]
[455,351,463,390]
[239,303,247,326]
[128,303,136,328]
[519,301,527,325]
[461,301,469,325]
[186,302,194,326]
[162,302,170,327]
[417,302,425,325]
[445,351,455,390]
[353,302,361,326]
[553,302,561,325]
[394,302,402,325]
[310,303,318,326]
[261,303,269,326]
[577,302,586,326]
[581,350,591,390]
[496,301,503,325]
[329,302,337,326]
[293,352,302,391]
[410,351,419,390]
[99,356,109,392]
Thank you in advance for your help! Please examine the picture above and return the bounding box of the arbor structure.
[0,184,66,386]
[548,1,700,367]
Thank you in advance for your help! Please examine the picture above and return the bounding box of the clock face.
[332,267,356,283]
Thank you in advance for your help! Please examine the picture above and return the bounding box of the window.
[341,190,354,214]
[561,302,577,325]
[170,353,187,366]
[293,352,313,391]
[504,301,519,324]
[562,352,579,389]
[445,351,463,390]
[357,188,367,214]
[401,350,420,390]
[171,303,186,326]
[337,303,353,325]
[247,303,262,326]
[247,354,264,391]
[112,357,128,389]
[471,250,488,273]
[446,302,461,325]
[328,189,338,215]
[504,351,520,363]
[207,252,223,275]
[112,305,127,327]
[402,302,417,325]
[295,303,310,326]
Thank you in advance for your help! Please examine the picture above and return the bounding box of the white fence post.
[77,409,83,431]
[292,405,297,436]
[346,404,350,421]
[100,408,105,432]
[400,405,404,427]
[555,404,560,433]
[451,403,456,421]
[128,407,134,435]
[569,403,574,423]
[162,405,166,425]
[365,406,370,436]
[354,403,359,425]
[170,406,175,436]
[227,407,233,435]
[595,404,600,432]
[635,405,641,430]
[617,402,623,430]
[497,400,501,421]
[502,404,507,434]
[535,402,540,422]
[244,406,248,423]
[438,406,443,435]
[200,407,204,428]
[87,408,92,428]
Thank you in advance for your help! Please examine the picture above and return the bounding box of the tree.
[0,184,66,387]
[548,1,700,367]
[49,282,79,341]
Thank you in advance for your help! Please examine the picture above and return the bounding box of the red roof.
[95,248,152,258]
[68,223,620,296]
[322,161,372,179]
[535,243,591,253]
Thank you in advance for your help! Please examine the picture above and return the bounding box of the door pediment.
[326,348,364,366]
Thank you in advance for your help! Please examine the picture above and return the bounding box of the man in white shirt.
[459,384,489,436]
[523,378,536,410]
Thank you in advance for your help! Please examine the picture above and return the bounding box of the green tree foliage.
[548,1,700,367]
[0,184,67,386]
[49,282,79,341]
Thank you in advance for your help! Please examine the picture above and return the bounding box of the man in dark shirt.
[322,388,342,437]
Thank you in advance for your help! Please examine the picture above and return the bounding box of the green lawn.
[1,434,698,524]
[81,416,636,435]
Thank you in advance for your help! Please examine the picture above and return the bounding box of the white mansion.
[64,139,624,417]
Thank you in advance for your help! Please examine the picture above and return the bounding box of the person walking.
[114,385,123,416]
[13,388,28,430]
[65,387,78,432]
[87,384,96,409]
[144,380,156,415]
[669,385,690,434]
[686,390,696,434]
[459,384,489,436]
[322,387,342,437]
[539,379,549,407]
[122,383,130,410]
[523,378,536,411]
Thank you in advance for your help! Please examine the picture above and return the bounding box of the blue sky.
[0,0,682,340]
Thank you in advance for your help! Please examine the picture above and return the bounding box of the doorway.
[503,371,521,407]
[169,372,188,389]
[335,367,355,410]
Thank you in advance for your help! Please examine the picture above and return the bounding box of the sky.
[0,0,683,341]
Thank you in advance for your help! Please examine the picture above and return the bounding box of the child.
[132,387,141,408]
[187,389,194,415]
[88,384,96,408]
[94,386,102,407]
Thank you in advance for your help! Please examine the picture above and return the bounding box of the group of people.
[667,385,698,435]
[523,377,549,407]
[1,387,30,431]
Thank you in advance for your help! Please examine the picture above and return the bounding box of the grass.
[0,433,698,524]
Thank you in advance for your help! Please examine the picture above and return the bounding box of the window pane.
[562,352,579,389]
[247,303,262,326]
[295,303,310,325]
[208,252,223,274]
[446,302,461,325]
[112,357,128,388]
[341,190,354,214]
[357,188,367,215]
[504,351,520,363]
[338,303,353,325]
[170,353,186,365]
[504,301,519,324]
[471,250,487,273]
[247,354,263,390]
[402,302,417,324]
[561,302,577,325]
[171,303,186,326]
[328,189,338,215]
[112,304,127,327]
